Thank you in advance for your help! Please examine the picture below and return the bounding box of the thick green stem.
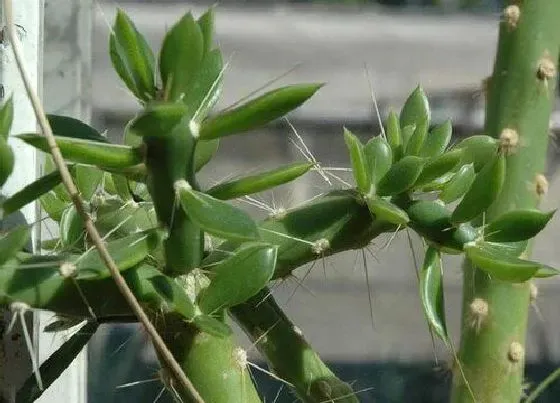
[231,289,358,403]
[452,2,560,402]
[155,315,261,403]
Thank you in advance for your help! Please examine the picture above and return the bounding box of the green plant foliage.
[484,209,555,242]
[377,156,425,196]
[343,128,369,194]
[419,247,447,343]
[364,136,392,187]
[0,226,30,266]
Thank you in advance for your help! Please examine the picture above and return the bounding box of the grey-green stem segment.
[452,1,560,401]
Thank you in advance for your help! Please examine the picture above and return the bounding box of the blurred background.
[44,0,560,401]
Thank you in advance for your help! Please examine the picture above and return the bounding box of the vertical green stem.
[452,2,560,402]
[231,289,358,403]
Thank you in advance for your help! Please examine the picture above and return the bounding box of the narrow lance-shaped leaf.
[17,134,144,169]
[405,120,428,156]
[197,7,215,55]
[376,156,425,196]
[385,111,402,161]
[451,153,506,224]
[0,97,14,139]
[419,247,448,343]
[400,85,430,134]
[16,322,99,403]
[414,149,463,188]
[1,170,64,217]
[159,12,204,101]
[175,180,260,241]
[0,226,31,266]
[198,243,278,313]
[0,137,14,187]
[343,128,369,194]
[127,103,190,139]
[465,241,544,282]
[420,119,452,158]
[110,9,156,101]
[484,209,555,242]
[207,162,313,200]
[439,163,475,204]
[453,134,499,172]
[73,230,160,280]
[199,84,323,140]
[366,197,409,226]
[401,124,416,148]
[194,139,219,172]
[59,206,84,249]
[364,136,392,186]
[47,115,109,143]
[74,165,103,200]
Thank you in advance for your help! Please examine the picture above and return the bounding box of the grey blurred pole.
[0,0,90,401]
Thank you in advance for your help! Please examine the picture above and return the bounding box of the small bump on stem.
[508,341,524,363]
[529,282,538,304]
[537,53,556,81]
[535,173,549,197]
[312,238,330,255]
[293,325,303,336]
[499,128,519,155]
[269,207,287,220]
[59,262,77,278]
[10,301,30,313]
[469,297,489,333]
[173,179,192,193]
[233,347,248,369]
[502,5,520,29]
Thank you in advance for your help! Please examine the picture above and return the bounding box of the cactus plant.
[1,3,559,402]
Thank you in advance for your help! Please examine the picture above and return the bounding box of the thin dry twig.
[2,2,204,402]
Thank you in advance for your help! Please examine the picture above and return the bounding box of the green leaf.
[451,153,505,224]
[198,243,277,313]
[176,182,260,241]
[414,149,463,188]
[1,170,64,217]
[465,241,541,282]
[453,135,499,172]
[405,120,428,156]
[366,196,409,226]
[419,247,448,343]
[385,111,402,161]
[0,137,14,187]
[0,226,30,266]
[74,165,103,200]
[15,322,98,403]
[183,49,224,126]
[194,139,219,172]
[48,115,109,143]
[159,12,204,102]
[59,206,84,250]
[207,162,312,200]
[127,103,190,138]
[484,209,555,242]
[94,199,156,239]
[364,136,392,186]
[197,7,216,55]
[199,84,323,140]
[40,192,67,222]
[192,315,233,338]
[400,86,430,135]
[110,173,133,202]
[376,156,425,196]
[109,9,156,101]
[17,134,143,169]
[0,97,14,139]
[420,119,452,158]
[74,230,159,280]
[439,163,475,204]
[401,124,416,149]
[343,128,369,194]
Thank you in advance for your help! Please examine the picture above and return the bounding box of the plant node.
[293,325,303,336]
[469,297,489,333]
[233,346,248,369]
[173,179,191,193]
[502,5,520,29]
[269,207,287,220]
[312,238,330,255]
[499,128,519,155]
[537,53,556,81]
[529,282,538,304]
[535,173,548,197]
[10,301,30,313]
[508,341,524,363]
[189,120,200,138]
[59,262,77,278]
